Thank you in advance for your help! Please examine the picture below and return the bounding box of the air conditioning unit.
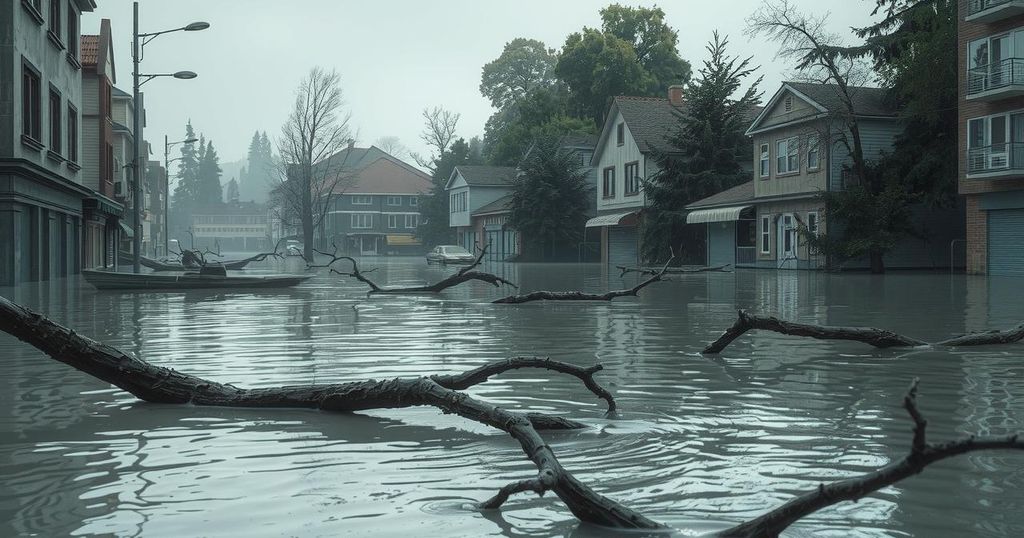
[990,154,1008,169]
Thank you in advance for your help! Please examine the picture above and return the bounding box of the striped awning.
[118,220,134,238]
[386,234,421,246]
[585,211,637,228]
[686,205,751,224]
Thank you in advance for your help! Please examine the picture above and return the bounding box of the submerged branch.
[494,255,675,304]
[617,263,732,277]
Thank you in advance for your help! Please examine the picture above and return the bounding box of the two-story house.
[1,0,98,286]
[79,19,125,269]
[321,145,432,255]
[960,0,1024,275]
[587,89,685,266]
[689,81,962,270]
[445,165,517,253]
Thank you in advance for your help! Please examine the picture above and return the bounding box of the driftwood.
[493,256,674,304]
[703,310,1024,354]
[311,243,518,294]
[3,295,1023,535]
[617,263,732,277]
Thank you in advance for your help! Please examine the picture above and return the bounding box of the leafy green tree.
[641,32,762,263]
[508,135,591,260]
[480,38,559,110]
[484,86,594,165]
[556,5,691,124]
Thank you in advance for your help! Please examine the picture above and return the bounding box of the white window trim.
[387,214,398,229]
[775,136,800,176]
[386,196,402,206]
[351,195,372,205]
[760,215,771,254]
[404,214,418,228]
[759,143,770,178]
[351,213,373,229]
[807,135,820,171]
[409,196,418,206]
[806,211,819,235]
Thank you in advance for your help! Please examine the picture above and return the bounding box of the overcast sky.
[86,0,878,173]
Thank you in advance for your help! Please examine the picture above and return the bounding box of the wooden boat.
[82,268,312,290]
[119,252,262,271]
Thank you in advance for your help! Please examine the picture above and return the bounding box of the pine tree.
[197,139,223,207]
[170,121,201,238]
[226,178,240,204]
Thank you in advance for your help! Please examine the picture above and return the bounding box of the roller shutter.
[988,209,1024,276]
[608,226,638,267]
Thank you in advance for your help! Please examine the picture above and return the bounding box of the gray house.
[1,0,98,286]
[446,165,517,252]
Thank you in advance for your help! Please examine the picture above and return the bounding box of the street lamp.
[164,136,198,256]
[131,1,208,272]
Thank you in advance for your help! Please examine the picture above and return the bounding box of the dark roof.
[786,82,896,117]
[472,194,513,216]
[314,146,430,195]
[561,133,599,149]
[112,86,131,98]
[455,165,518,186]
[80,35,99,66]
[686,180,755,209]
[613,96,685,153]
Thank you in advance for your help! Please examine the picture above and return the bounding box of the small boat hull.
[82,270,311,290]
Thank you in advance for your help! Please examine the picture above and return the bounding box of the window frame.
[48,86,62,156]
[47,0,64,49]
[351,213,373,229]
[760,215,771,254]
[387,214,399,229]
[807,134,820,171]
[66,2,80,66]
[623,161,640,195]
[806,211,819,236]
[602,166,616,198]
[66,103,78,163]
[386,195,402,206]
[351,194,373,205]
[408,196,418,206]
[616,123,625,146]
[775,136,800,176]
[21,59,43,146]
[405,214,418,228]
[759,143,770,178]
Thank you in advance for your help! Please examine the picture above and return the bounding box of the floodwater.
[1,257,1023,538]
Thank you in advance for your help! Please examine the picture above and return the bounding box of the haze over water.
[2,258,1022,537]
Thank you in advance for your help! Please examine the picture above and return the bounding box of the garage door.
[708,222,735,267]
[608,226,638,267]
[989,209,1024,276]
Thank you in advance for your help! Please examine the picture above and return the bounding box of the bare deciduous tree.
[411,106,460,169]
[373,136,407,158]
[273,67,354,260]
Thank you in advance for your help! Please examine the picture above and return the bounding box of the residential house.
[110,86,136,253]
[1,0,98,286]
[191,202,269,252]
[960,0,1024,275]
[79,19,125,269]
[586,88,685,266]
[445,165,517,253]
[688,81,963,270]
[320,145,432,255]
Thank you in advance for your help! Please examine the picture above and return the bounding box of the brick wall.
[965,195,987,274]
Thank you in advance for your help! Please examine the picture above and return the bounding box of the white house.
[445,165,517,251]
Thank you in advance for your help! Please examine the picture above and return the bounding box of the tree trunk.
[869,249,885,274]
[302,163,315,261]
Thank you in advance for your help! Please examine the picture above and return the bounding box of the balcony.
[967,59,1024,100]
[967,0,1024,22]
[967,143,1024,179]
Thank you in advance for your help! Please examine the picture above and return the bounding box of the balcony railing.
[967,0,1024,21]
[967,58,1024,96]
[969,0,1013,15]
[967,143,1024,176]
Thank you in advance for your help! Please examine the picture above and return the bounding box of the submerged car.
[426,245,477,265]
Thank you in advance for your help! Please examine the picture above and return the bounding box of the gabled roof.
[686,180,755,209]
[746,82,896,135]
[112,86,131,98]
[81,19,115,82]
[80,35,99,65]
[561,133,599,150]
[614,96,684,153]
[472,194,513,216]
[317,146,431,195]
[446,165,518,190]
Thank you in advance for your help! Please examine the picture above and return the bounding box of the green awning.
[118,221,134,238]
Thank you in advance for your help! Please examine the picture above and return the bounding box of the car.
[285,240,304,256]
[426,245,477,265]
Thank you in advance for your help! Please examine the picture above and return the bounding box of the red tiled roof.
[340,157,433,195]
[80,35,100,66]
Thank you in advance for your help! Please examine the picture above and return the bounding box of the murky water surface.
[2,257,1023,537]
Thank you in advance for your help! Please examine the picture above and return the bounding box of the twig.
[493,254,675,304]
[617,263,732,277]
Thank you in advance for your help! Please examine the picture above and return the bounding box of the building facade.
[191,202,270,252]
[0,0,98,286]
[446,165,517,253]
[145,157,165,256]
[320,145,432,255]
[960,0,1024,275]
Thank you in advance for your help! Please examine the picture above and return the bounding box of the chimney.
[667,85,684,107]
[347,139,355,149]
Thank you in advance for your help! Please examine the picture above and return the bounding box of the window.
[967,112,1024,173]
[49,0,61,42]
[22,62,42,143]
[351,195,372,205]
[66,3,78,58]
[48,88,61,155]
[616,123,624,145]
[775,137,799,175]
[624,161,640,195]
[759,143,770,178]
[351,214,372,229]
[405,214,418,228]
[387,214,398,229]
[782,215,794,256]
[67,104,78,162]
[386,196,402,206]
[807,135,820,170]
[602,167,615,198]
[760,215,770,254]
[806,212,819,235]
[409,196,418,206]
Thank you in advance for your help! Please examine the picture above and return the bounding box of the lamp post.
[132,1,208,272]
[164,135,198,255]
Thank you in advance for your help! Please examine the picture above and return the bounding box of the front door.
[777,214,796,268]
[360,236,377,255]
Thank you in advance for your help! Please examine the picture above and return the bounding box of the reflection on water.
[1,257,1023,537]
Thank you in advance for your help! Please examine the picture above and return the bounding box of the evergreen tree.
[508,135,591,260]
[641,33,762,263]
[197,139,223,207]
[226,178,240,204]
[170,121,201,238]
[416,138,472,248]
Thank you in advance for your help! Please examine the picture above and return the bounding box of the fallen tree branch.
[493,255,675,304]
[311,243,517,294]
[702,310,1024,354]
[0,295,654,529]
[617,263,732,277]
[718,379,1024,538]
